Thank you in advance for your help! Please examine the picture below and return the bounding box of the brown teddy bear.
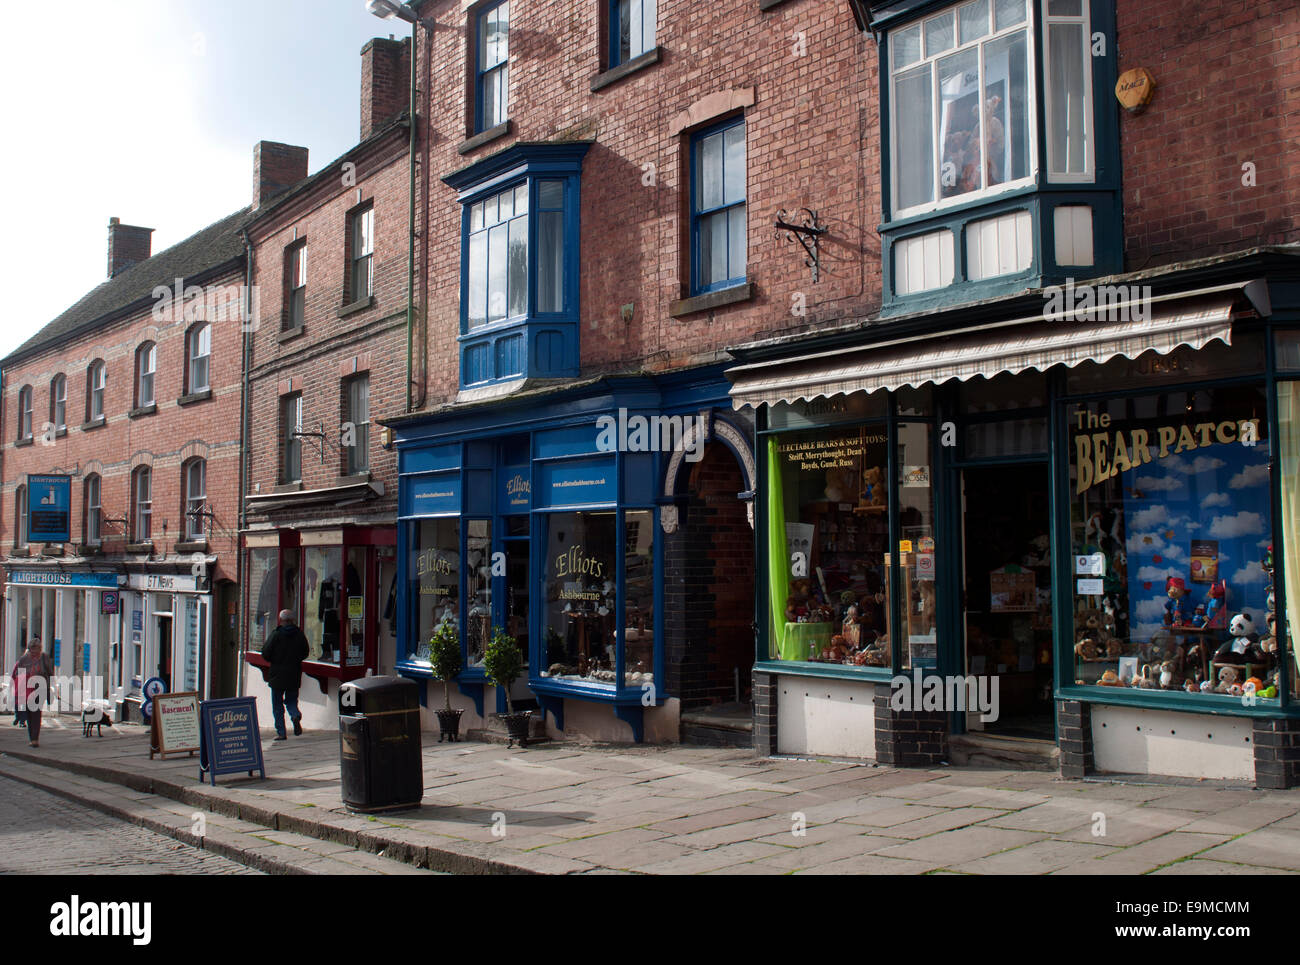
[858,466,885,510]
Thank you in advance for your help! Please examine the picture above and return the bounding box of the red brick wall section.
[420,0,881,403]
[1117,0,1300,268]
[244,139,408,526]
[0,271,247,584]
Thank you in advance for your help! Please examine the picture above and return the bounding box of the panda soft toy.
[1213,612,1263,664]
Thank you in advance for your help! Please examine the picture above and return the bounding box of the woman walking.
[11,639,54,747]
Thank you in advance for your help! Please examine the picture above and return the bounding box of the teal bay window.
[864,0,1120,313]
[444,142,589,390]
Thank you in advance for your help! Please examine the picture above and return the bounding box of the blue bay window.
[862,0,1120,314]
[444,142,590,390]
[475,1,510,133]
[610,0,657,67]
[690,117,747,295]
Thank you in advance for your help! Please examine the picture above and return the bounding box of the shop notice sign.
[198,697,266,786]
[150,692,200,760]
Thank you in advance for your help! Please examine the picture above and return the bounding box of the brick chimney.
[106,218,153,278]
[252,141,309,209]
[360,36,410,141]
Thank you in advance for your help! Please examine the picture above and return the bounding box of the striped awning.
[728,280,1270,409]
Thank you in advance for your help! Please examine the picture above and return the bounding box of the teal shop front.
[388,370,757,743]
[731,261,1300,787]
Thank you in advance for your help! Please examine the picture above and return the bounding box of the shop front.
[4,569,121,700]
[242,525,397,731]
[732,263,1300,786]
[389,370,756,743]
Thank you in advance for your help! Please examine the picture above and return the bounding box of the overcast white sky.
[0,0,409,360]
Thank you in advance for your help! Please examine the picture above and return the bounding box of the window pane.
[723,123,746,206]
[468,231,487,329]
[513,183,529,214]
[894,65,934,209]
[541,512,617,688]
[642,0,657,53]
[507,215,528,318]
[539,179,564,209]
[698,130,723,210]
[984,30,1030,185]
[470,202,483,231]
[499,186,514,220]
[623,510,654,688]
[728,204,747,282]
[924,12,954,57]
[483,65,507,128]
[938,48,982,198]
[303,546,344,664]
[488,222,508,322]
[412,519,459,664]
[768,429,891,666]
[1048,22,1088,175]
[1048,0,1082,15]
[484,193,498,227]
[466,519,492,667]
[618,0,632,62]
[994,0,1025,30]
[538,211,564,312]
[892,23,921,71]
[699,209,728,287]
[959,0,989,44]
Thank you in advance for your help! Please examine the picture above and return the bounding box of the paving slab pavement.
[0,714,1298,875]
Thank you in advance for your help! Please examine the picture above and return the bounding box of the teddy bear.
[858,466,885,510]
[1259,613,1278,655]
[1214,664,1241,694]
[983,94,1005,184]
[918,581,936,634]
[1073,637,1099,661]
[1158,660,1182,690]
[1164,576,1188,627]
[1214,612,1263,664]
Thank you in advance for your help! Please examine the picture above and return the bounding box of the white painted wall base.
[541,697,680,743]
[776,676,875,759]
[244,667,339,735]
[1092,705,1255,781]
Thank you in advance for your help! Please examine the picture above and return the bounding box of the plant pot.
[500,710,532,748]
[435,708,464,743]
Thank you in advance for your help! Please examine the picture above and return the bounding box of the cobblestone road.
[0,775,261,875]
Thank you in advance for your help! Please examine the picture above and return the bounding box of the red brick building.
[0,201,253,712]
[238,39,415,732]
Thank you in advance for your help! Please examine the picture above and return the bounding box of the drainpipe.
[406,25,418,412]
[237,227,255,698]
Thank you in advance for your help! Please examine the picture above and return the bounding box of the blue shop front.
[389,368,757,742]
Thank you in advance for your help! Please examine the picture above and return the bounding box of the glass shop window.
[248,548,280,650]
[303,546,344,665]
[411,519,460,664]
[466,519,493,668]
[623,510,654,688]
[540,511,618,688]
[896,422,938,669]
[1272,379,1300,703]
[1068,384,1278,701]
[766,426,892,667]
[345,547,366,668]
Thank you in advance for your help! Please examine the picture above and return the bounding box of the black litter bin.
[339,676,423,813]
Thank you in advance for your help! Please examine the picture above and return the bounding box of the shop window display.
[303,547,344,664]
[767,427,892,667]
[540,511,618,687]
[466,519,492,668]
[1069,385,1278,700]
[411,519,460,664]
[249,548,279,650]
[622,510,654,687]
[896,422,939,670]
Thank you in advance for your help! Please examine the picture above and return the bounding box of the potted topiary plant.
[428,616,464,742]
[483,625,529,747]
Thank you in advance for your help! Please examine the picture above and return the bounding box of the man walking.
[262,610,309,741]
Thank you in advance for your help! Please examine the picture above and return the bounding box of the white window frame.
[185,460,206,541]
[133,468,152,543]
[15,484,27,549]
[51,375,66,430]
[351,208,374,303]
[188,324,211,393]
[888,0,1040,220]
[282,394,303,483]
[85,474,101,546]
[18,386,31,440]
[137,343,156,407]
[287,242,307,330]
[345,375,370,476]
[1042,0,1094,183]
[89,361,106,421]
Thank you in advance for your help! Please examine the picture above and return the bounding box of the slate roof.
[4,206,255,366]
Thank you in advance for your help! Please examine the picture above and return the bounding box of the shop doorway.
[961,464,1053,739]
[156,614,173,692]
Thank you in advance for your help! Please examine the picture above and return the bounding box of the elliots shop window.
[1069,385,1280,701]
[766,401,938,670]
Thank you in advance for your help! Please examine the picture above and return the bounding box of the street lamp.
[365,0,428,412]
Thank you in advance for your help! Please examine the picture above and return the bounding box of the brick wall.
[1117,0,1300,267]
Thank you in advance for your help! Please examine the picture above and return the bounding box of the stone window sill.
[591,47,662,92]
[760,0,796,9]
[278,325,305,343]
[82,417,106,432]
[458,120,513,156]
[274,481,303,494]
[125,542,153,554]
[14,437,32,448]
[670,282,755,318]
[128,404,157,419]
[175,540,208,554]
[338,296,374,318]
[178,390,212,407]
